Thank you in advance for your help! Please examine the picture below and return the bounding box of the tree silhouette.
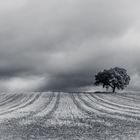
[94,67,130,93]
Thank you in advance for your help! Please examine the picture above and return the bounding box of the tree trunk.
[112,86,116,93]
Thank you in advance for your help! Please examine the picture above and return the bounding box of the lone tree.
[94,67,130,93]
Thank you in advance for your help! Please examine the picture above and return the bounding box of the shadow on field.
[67,91,115,95]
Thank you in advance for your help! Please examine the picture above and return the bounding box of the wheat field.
[0,92,140,140]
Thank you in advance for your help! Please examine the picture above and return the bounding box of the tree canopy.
[94,67,130,93]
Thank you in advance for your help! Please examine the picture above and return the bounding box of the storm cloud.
[0,0,140,91]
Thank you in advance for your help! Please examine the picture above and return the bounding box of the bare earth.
[0,92,140,140]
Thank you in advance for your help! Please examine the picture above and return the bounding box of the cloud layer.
[0,0,140,91]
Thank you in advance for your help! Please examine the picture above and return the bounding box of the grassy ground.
[0,92,140,140]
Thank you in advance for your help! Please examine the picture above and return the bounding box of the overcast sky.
[0,0,140,92]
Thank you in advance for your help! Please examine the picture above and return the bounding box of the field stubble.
[0,92,140,140]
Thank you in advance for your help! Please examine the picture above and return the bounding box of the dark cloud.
[0,0,140,91]
[40,72,94,91]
